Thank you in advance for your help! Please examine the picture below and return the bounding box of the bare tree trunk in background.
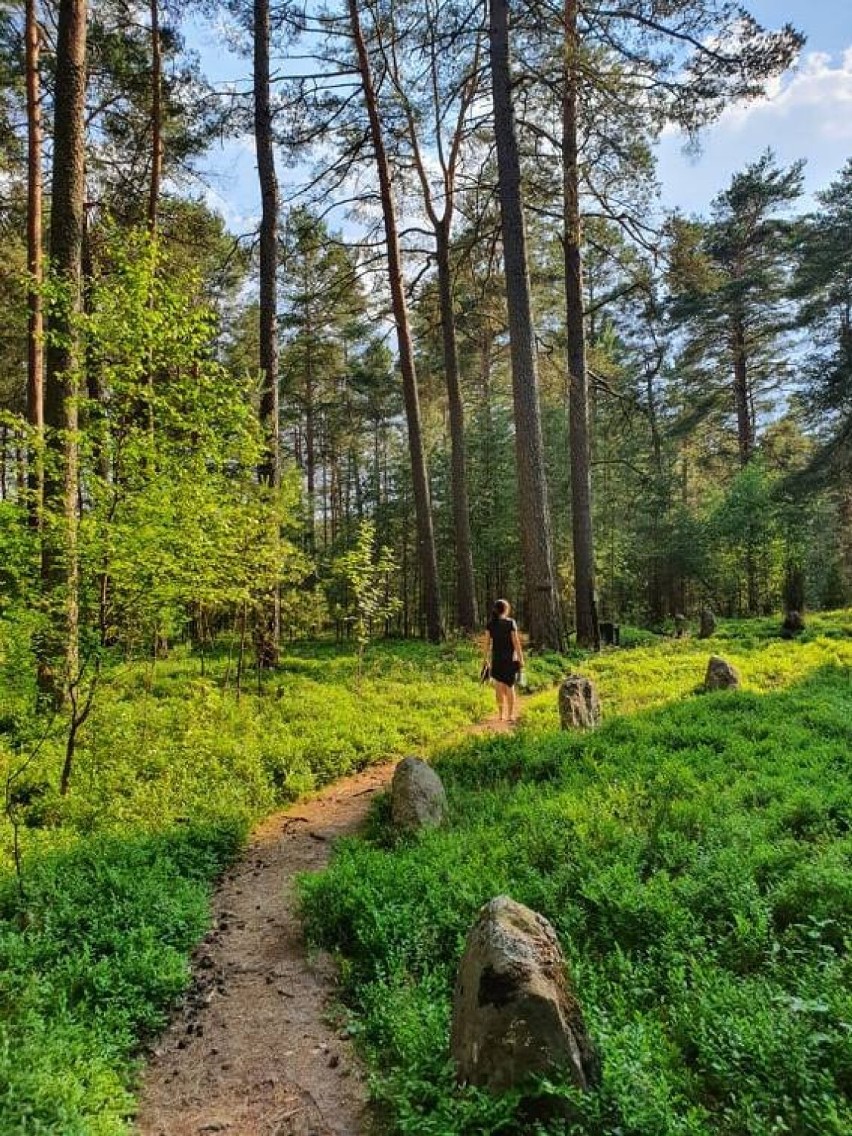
[489,0,562,650]
[40,0,87,707]
[563,0,598,649]
[147,0,163,235]
[436,226,477,631]
[26,0,44,528]
[305,299,317,552]
[254,0,281,662]
[377,8,481,633]
[348,0,443,642]
[732,315,753,467]
[731,314,757,610]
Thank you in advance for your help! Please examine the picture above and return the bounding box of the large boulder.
[390,757,447,833]
[558,675,601,730]
[698,608,716,639]
[704,655,740,691]
[450,896,598,1094]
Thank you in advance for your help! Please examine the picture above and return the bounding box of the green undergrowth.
[300,614,852,1136]
[0,636,498,1134]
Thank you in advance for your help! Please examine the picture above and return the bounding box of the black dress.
[488,616,519,686]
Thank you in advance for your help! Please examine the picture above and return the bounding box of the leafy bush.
[0,824,242,1135]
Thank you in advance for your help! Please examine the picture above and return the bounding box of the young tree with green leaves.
[330,518,400,675]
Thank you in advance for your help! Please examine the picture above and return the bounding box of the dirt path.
[135,713,513,1136]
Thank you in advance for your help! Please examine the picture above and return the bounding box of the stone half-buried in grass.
[699,607,717,639]
[450,896,599,1097]
[704,655,740,691]
[389,756,447,833]
[558,674,601,730]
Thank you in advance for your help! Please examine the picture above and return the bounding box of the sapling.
[331,520,401,679]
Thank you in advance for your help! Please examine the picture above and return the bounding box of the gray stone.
[558,675,601,730]
[699,609,716,639]
[704,655,740,691]
[390,757,447,833]
[450,896,598,1093]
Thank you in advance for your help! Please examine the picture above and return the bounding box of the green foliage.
[301,615,852,1135]
[0,824,242,1136]
[330,520,402,668]
[0,636,493,1133]
[75,227,313,652]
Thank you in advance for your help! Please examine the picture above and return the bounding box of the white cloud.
[656,48,852,212]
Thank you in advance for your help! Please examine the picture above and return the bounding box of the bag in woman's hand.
[479,661,491,683]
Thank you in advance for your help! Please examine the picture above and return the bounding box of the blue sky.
[657,2,852,212]
[188,2,852,230]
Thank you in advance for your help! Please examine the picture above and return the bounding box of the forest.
[0,0,850,1132]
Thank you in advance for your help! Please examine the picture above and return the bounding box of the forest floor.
[135,711,515,1136]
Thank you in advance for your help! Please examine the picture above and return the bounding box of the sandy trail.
[135,713,512,1136]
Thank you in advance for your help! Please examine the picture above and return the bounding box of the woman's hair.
[492,598,511,618]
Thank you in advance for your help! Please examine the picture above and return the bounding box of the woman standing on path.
[483,599,525,723]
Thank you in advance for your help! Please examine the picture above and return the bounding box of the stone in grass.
[558,675,601,731]
[781,610,805,639]
[450,896,599,1095]
[704,655,740,691]
[390,756,447,833]
[699,608,716,639]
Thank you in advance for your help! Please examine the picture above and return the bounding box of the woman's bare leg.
[507,684,518,722]
[495,681,508,719]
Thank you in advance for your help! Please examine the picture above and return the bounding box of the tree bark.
[563,0,598,649]
[26,0,44,528]
[435,225,477,631]
[348,0,443,642]
[147,0,163,235]
[254,0,280,487]
[731,314,753,466]
[489,0,562,649]
[40,0,87,706]
[254,0,281,662]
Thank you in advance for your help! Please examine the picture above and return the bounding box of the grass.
[0,635,498,1134]
[300,614,852,1136]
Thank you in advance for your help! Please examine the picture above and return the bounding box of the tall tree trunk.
[489,0,562,649]
[305,304,316,551]
[26,0,44,528]
[254,0,280,662]
[563,0,598,649]
[731,312,756,608]
[732,314,753,466]
[40,0,87,706]
[348,0,443,642]
[147,0,163,235]
[435,225,477,631]
[254,0,280,488]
